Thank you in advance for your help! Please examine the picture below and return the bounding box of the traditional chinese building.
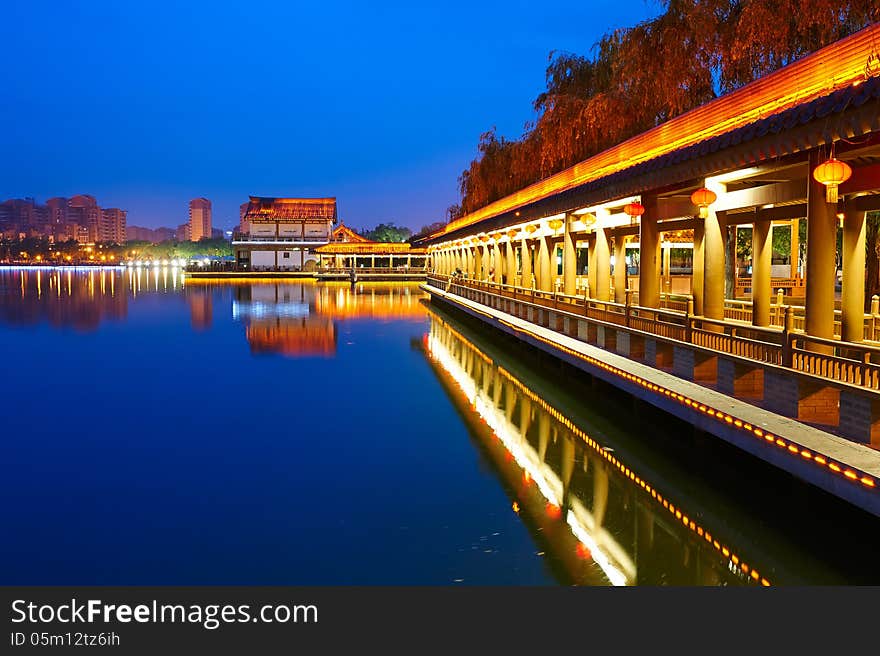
[233,197,337,271]
[315,223,427,271]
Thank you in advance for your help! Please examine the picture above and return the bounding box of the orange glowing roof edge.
[430,23,880,241]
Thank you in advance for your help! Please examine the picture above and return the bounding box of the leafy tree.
[454,1,877,215]
[362,223,412,242]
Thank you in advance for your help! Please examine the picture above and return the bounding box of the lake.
[1,266,878,585]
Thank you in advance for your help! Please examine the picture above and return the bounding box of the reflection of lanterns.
[690,187,717,218]
[623,201,645,223]
[813,156,852,203]
[547,218,564,232]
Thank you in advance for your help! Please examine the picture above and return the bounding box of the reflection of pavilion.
[232,283,335,357]
[314,283,426,321]
[423,307,771,586]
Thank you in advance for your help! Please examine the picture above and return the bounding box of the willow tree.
[455,0,878,215]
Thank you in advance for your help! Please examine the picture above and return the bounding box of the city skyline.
[0,0,659,231]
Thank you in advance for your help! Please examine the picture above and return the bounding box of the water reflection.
[0,267,132,331]
[223,281,424,358]
[423,307,766,586]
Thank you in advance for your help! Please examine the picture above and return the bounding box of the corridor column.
[790,219,800,278]
[752,219,771,326]
[805,150,836,347]
[613,235,627,304]
[506,236,517,286]
[638,198,661,308]
[563,213,577,295]
[494,241,504,284]
[692,222,705,314]
[521,235,533,288]
[537,232,552,292]
[842,209,867,342]
[703,182,725,320]
[594,225,611,301]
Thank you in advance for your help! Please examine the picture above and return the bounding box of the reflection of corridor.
[424,309,769,586]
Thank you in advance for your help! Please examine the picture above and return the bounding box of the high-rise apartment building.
[100,208,127,243]
[189,198,212,242]
[0,194,128,243]
[68,195,101,242]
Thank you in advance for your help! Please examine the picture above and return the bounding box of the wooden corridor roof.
[417,24,880,246]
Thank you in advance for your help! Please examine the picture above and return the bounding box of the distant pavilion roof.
[318,223,427,254]
[329,223,370,243]
[316,241,427,255]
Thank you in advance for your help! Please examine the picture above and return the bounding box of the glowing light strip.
[429,24,880,241]
[428,310,765,586]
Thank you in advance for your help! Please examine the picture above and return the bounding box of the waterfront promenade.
[423,277,880,516]
[417,25,880,517]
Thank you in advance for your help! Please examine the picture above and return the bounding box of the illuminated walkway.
[417,25,880,486]
[423,280,880,518]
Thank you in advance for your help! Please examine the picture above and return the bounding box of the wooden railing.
[319,267,428,274]
[735,276,805,296]
[788,334,880,388]
[427,274,880,392]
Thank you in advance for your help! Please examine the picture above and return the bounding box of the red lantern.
[690,187,717,218]
[623,201,645,223]
[813,157,852,204]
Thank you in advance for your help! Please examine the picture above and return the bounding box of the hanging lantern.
[547,218,564,232]
[690,187,717,219]
[580,213,597,227]
[812,156,852,204]
[506,229,519,240]
[525,224,538,234]
[623,201,645,224]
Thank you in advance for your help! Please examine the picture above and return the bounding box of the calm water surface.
[1,267,879,585]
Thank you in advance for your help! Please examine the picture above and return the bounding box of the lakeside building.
[189,198,212,242]
[233,196,337,271]
[316,224,428,270]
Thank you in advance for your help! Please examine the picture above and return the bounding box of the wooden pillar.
[790,219,800,279]
[752,219,772,326]
[483,244,491,280]
[805,150,836,345]
[703,183,725,320]
[842,210,867,343]
[520,238,532,287]
[494,241,504,284]
[474,245,483,280]
[692,221,705,315]
[662,242,671,293]
[506,240,517,286]
[613,235,627,303]
[563,214,577,295]
[595,227,611,301]
[638,200,661,308]
[587,235,597,299]
[537,235,552,291]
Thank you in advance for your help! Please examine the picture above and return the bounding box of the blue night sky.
[2,1,660,232]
